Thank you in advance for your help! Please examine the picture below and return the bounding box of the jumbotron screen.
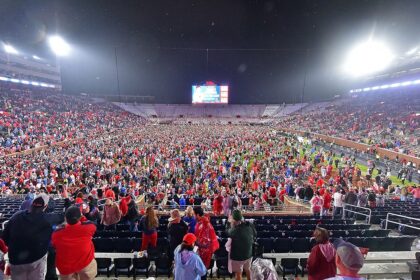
[192,85,228,104]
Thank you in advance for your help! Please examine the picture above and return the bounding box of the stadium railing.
[343,203,372,224]
[385,213,420,231]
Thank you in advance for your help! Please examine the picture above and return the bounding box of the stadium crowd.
[281,92,420,158]
[0,88,418,280]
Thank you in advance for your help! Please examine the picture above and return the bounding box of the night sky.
[1,0,420,104]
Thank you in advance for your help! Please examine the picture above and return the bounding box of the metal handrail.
[342,203,372,224]
[385,212,420,231]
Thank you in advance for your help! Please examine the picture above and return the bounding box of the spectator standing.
[304,185,314,202]
[310,191,323,216]
[140,206,159,251]
[367,191,376,208]
[322,190,332,216]
[357,189,368,207]
[333,189,344,218]
[126,198,140,232]
[101,199,121,231]
[344,189,358,218]
[3,194,63,280]
[194,206,219,278]
[52,206,97,280]
[400,185,408,201]
[183,206,197,233]
[226,209,256,280]
[174,233,207,280]
[325,240,366,280]
[411,186,420,202]
[168,209,188,261]
[307,227,336,280]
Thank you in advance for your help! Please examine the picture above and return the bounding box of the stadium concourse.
[0,87,419,280]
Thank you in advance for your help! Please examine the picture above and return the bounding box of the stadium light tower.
[343,40,394,77]
[48,35,71,56]
[3,44,18,54]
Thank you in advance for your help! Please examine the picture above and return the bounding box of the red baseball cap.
[183,233,197,246]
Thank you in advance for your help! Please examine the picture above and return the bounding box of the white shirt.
[333,192,344,207]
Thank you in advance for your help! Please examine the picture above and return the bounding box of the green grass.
[299,147,411,186]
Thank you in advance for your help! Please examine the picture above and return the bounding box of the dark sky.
[1,0,420,103]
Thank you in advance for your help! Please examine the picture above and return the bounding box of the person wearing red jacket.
[194,207,218,272]
[119,194,131,217]
[307,227,336,280]
[52,206,97,280]
[323,190,332,216]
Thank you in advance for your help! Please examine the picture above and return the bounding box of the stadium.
[0,1,419,280]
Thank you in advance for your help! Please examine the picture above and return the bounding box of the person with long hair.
[183,206,196,234]
[307,227,336,280]
[174,233,207,280]
[140,206,159,251]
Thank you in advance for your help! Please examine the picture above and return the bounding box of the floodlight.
[21,80,29,85]
[31,81,40,86]
[32,55,41,60]
[401,81,412,86]
[406,47,418,56]
[3,44,18,54]
[0,76,9,81]
[343,40,394,77]
[10,78,20,83]
[48,36,71,56]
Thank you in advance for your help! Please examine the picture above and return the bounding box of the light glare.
[48,36,71,56]
[343,40,394,77]
[3,44,18,54]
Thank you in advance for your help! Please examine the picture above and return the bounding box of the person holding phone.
[174,233,207,280]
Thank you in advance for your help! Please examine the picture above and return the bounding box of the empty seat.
[280,258,299,278]
[291,238,310,253]
[114,258,132,277]
[93,238,115,252]
[393,236,416,251]
[155,254,172,278]
[257,238,274,253]
[346,238,365,248]
[132,257,152,278]
[114,238,133,253]
[273,238,291,253]
[96,258,114,278]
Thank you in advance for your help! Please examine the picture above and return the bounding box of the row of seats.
[96,256,171,278]
[93,237,169,253]
[250,236,416,253]
[94,228,390,239]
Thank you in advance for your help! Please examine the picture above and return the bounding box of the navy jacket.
[3,210,64,265]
